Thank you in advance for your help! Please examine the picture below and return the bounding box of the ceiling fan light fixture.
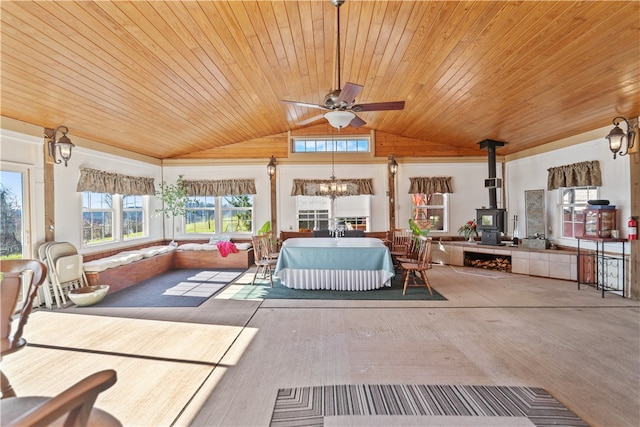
[324,110,355,129]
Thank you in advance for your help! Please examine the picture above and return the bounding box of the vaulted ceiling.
[1,1,638,161]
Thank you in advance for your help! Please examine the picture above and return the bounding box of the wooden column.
[270,171,277,243]
[388,169,395,231]
[629,146,639,300]
[43,128,55,242]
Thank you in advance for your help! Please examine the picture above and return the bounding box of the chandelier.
[318,172,358,199]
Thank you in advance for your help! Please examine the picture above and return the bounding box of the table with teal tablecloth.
[274,237,395,291]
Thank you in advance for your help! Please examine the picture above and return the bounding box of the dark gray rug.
[90,268,245,307]
[229,273,446,301]
[271,384,588,426]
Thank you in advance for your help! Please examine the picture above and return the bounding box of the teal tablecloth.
[274,237,394,276]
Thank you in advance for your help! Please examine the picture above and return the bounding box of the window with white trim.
[410,193,448,232]
[222,195,253,233]
[295,196,370,232]
[82,192,115,245]
[184,195,253,234]
[185,195,216,233]
[122,195,146,240]
[291,137,370,153]
[561,186,598,238]
[82,192,149,246]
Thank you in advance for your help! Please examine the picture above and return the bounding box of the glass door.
[1,167,30,260]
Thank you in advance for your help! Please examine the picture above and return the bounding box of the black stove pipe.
[478,139,505,209]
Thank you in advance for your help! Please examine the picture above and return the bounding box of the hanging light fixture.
[46,126,74,167]
[325,0,354,130]
[267,155,276,179]
[388,155,399,176]
[324,110,355,129]
[606,116,636,159]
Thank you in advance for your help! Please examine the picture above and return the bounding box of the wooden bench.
[84,240,254,293]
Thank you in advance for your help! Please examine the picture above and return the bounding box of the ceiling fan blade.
[281,100,328,111]
[350,115,367,128]
[297,114,325,126]
[351,101,405,112]
[337,82,363,105]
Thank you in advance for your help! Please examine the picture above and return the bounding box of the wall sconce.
[46,126,75,166]
[267,155,277,179]
[388,154,399,176]
[606,116,636,159]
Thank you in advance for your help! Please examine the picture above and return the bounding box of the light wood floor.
[3,266,639,426]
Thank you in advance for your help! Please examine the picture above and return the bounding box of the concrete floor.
[3,265,639,426]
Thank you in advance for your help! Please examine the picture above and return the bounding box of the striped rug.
[270,384,588,427]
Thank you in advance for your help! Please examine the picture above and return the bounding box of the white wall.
[2,123,631,256]
[0,126,163,256]
[274,162,390,233]
[161,164,272,239]
[396,162,500,235]
[506,133,630,250]
[54,147,163,253]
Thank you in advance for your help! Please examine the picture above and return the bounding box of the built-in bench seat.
[84,240,254,293]
[83,245,177,273]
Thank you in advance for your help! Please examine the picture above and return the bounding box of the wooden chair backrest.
[1,260,47,355]
[415,236,432,268]
[251,235,263,260]
[251,234,272,260]
[5,369,119,427]
[391,229,412,251]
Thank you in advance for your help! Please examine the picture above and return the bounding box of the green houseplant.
[408,218,431,239]
[155,175,189,243]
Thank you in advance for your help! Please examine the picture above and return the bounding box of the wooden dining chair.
[399,235,433,296]
[1,259,47,399]
[389,229,413,258]
[396,236,432,269]
[0,369,121,427]
[250,235,277,287]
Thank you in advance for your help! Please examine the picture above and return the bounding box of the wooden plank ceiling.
[1,1,638,160]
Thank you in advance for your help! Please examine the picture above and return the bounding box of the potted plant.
[408,218,431,239]
[458,219,478,242]
[155,175,189,244]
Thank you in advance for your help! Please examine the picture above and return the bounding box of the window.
[292,137,370,153]
[411,193,448,232]
[297,209,330,231]
[122,195,145,240]
[295,196,370,231]
[561,186,598,238]
[222,195,253,232]
[184,195,253,234]
[82,192,114,245]
[82,192,149,246]
[336,216,368,231]
[185,195,216,233]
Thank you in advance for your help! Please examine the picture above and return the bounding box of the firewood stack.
[465,257,512,272]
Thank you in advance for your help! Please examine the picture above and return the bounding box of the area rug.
[227,272,446,301]
[89,268,245,307]
[270,384,588,427]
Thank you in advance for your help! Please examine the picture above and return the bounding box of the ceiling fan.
[281,0,405,129]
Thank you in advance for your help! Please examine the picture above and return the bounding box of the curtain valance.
[76,168,155,195]
[182,179,257,196]
[291,178,374,196]
[408,176,454,194]
[547,160,602,190]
